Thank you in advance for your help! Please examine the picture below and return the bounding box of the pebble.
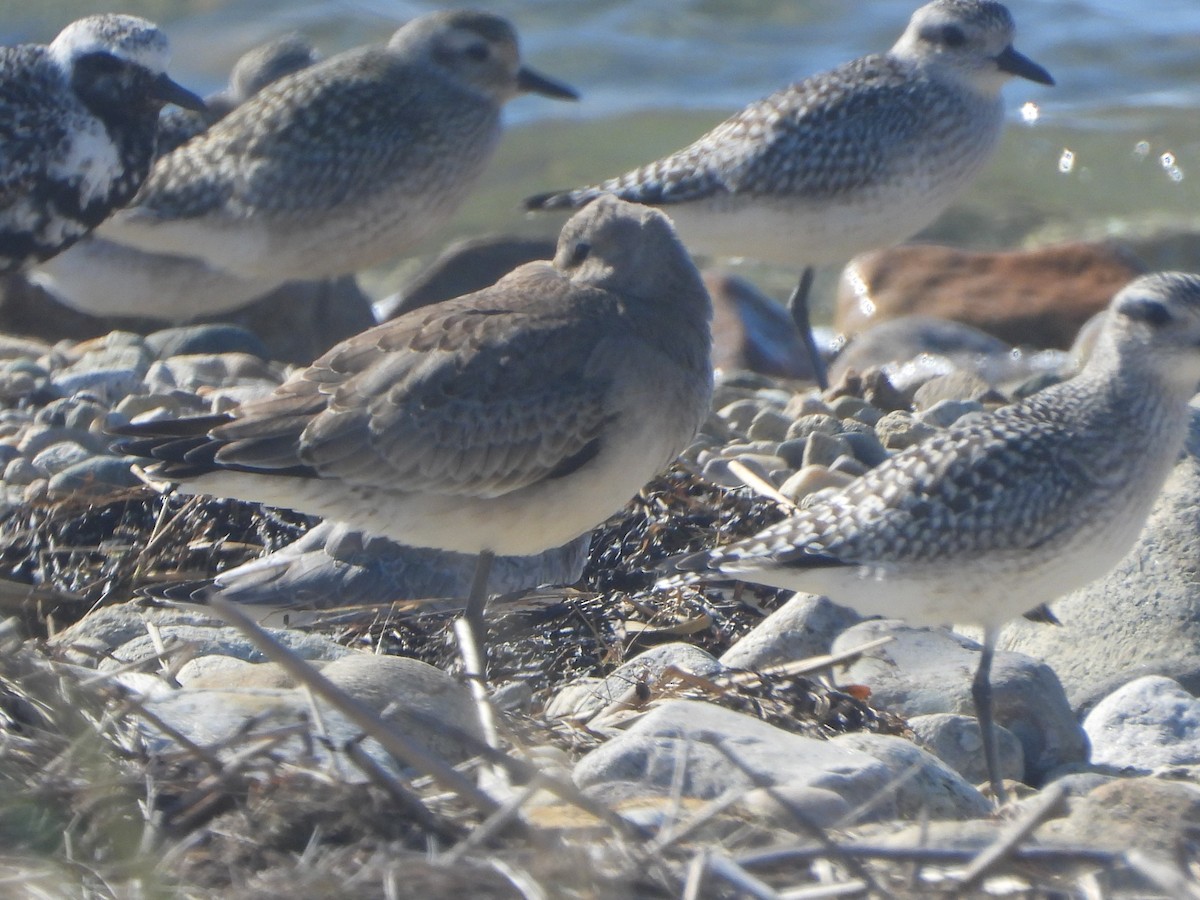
[832,620,1088,783]
[908,712,1025,787]
[801,431,851,468]
[573,700,988,823]
[779,465,856,504]
[719,593,862,670]
[48,456,144,496]
[1084,675,1200,771]
[145,324,271,360]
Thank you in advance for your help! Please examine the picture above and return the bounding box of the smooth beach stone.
[30,440,91,475]
[144,352,282,393]
[146,323,271,360]
[1036,777,1200,868]
[832,620,1087,783]
[17,424,107,456]
[543,643,726,724]
[1084,675,1200,770]
[716,398,764,432]
[911,369,999,410]
[916,398,983,429]
[779,465,856,504]
[835,240,1142,349]
[720,592,862,670]
[747,407,792,442]
[574,700,987,823]
[801,431,851,468]
[48,456,143,496]
[909,712,1025,787]
[840,429,889,468]
[3,457,39,486]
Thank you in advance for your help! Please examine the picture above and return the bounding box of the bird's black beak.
[516,66,579,101]
[150,72,207,111]
[995,45,1055,86]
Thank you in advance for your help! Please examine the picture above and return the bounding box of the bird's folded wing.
[113,49,468,224]
[212,272,622,498]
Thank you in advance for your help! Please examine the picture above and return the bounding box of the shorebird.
[154,521,591,627]
[0,14,204,274]
[156,32,321,156]
[98,10,578,283]
[525,0,1053,385]
[33,35,322,320]
[113,196,713,629]
[670,272,1200,801]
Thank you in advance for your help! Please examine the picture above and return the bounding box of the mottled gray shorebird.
[156,32,322,156]
[0,14,204,273]
[99,10,578,282]
[34,35,322,320]
[672,272,1200,800]
[113,196,713,629]
[526,0,1052,386]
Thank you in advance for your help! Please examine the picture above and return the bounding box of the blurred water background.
[2,0,1198,305]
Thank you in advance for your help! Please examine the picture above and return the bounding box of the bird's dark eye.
[79,51,124,74]
[569,241,591,266]
[1122,298,1173,327]
[940,25,967,47]
[464,42,489,62]
[919,24,967,48]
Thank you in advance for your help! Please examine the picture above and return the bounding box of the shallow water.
[3,1,1198,301]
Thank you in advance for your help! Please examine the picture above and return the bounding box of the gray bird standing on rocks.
[671,272,1200,802]
[113,196,713,627]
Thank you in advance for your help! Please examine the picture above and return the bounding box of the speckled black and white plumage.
[100,10,577,283]
[0,14,202,273]
[34,35,322,320]
[526,0,1053,265]
[156,32,320,157]
[674,272,1200,630]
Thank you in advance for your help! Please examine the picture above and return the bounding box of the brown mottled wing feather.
[210,265,622,498]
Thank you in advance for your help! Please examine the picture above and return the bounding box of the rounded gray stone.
[833,620,1088,783]
[720,593,863,670]
[48,457,143,496]
[1084,675,1200,771]
[908,712,1024,787]
[574,700,987,823]
[30,440,91,475]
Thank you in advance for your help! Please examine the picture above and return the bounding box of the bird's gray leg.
[464,549,496,649]
[972,624,1008,805]
[786,266,828,390]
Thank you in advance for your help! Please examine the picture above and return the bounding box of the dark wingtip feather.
[523,190,576,212]
[107,413,234,439]
[663,547,720,575]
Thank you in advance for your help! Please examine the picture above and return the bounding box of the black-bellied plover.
[526,0,1051,266]
[0,14,204,273]
[671,272,1200,800]
[33,35,322,320]
[98,10,578,283]
[526,0,1051,387]
[157,32,321,156]
[113,196,712,627]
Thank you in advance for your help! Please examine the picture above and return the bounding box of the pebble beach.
[1,1,1200,897]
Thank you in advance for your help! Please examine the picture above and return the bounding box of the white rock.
[1084,675,1200,770]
